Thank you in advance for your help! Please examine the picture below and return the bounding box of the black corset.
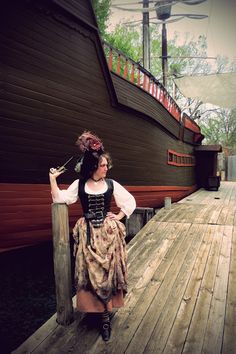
[78,179,114,228]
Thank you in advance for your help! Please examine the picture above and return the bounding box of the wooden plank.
[128,224,185,296]
[223,182,235,205]
[127,222,187,289]
[112,223,194,354]
[193,203,216,224]
[182,225,224,353]
[225,205,236,226]
[153,203,182,222]
[127,218,168,266]
[202,225,232,354]
[160,203,204,224]
[178,204,205,224]
[208,202,224,225]
[144,224,207,353]
[228,182,236,208]
[179,188,209,204]
[207,205,225,225]
[163,224,214,353]
[125,224,190,305]
[155,203,187,222]
[222,226,236,354]
[218,206,231,225]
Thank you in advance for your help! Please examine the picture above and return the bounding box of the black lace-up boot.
[101,310,111,341]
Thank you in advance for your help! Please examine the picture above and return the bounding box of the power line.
[152,56,217,59]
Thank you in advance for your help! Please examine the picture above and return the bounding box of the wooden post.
[164,197,171,210]
[52,203,74,325]
[126,207,154,241]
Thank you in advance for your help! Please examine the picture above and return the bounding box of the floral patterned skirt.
[72,217,127,313]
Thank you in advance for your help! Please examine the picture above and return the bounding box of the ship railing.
[182,112,201,133]
[103,41,201,134]
[103,41,181,122]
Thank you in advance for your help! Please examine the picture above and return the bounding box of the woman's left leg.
[100,307,111,341]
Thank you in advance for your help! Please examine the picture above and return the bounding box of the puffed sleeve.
[52,179,79,205]
[113,180,136,218]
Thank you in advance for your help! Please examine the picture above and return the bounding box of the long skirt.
[72,217,127,313]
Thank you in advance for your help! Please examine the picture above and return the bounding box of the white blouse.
[52,179,136,218]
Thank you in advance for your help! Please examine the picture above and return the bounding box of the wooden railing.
[103,41,200,133]
[182,113,201,133]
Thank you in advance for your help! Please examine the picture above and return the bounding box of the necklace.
[91,177,103,184]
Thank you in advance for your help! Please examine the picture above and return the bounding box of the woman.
[49,131,136,341]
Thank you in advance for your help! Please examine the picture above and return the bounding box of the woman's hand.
[107,211,125,221]
[107,212,118,220]
[49,167,65,200]
[49,167,66,179]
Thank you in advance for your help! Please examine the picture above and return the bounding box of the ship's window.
[167,150,195,166]
[169,152,173,162]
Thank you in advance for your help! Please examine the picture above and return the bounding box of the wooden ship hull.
[0,0,206,252]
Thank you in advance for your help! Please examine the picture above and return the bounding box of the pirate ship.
[0,0,219,252]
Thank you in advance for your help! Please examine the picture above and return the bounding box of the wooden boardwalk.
[13,182,236,354]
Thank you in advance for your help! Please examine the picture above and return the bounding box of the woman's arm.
[107,210,126,221]
[111,180,136,219]
[49,168,79,204]
[49,168,65,200]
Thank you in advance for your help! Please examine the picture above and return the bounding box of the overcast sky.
[109,0,236,61]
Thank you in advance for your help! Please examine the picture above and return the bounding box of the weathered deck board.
[108,223,193,354]
[13,182,236,354]
[142,225,206,354]
[163,224,214,353]
[182,224,224,353]
[222,227,236,354]
[201,225,232,354]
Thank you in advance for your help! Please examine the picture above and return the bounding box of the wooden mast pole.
[143,0,150,70]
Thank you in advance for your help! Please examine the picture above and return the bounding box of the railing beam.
[102,42,202,127]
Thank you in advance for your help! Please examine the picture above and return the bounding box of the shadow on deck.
[13,182,236,354]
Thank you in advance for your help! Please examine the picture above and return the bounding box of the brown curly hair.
[79,151,112,180]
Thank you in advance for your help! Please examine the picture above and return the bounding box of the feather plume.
[76,131,104,153]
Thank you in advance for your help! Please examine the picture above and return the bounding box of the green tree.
[200,109,236,149]
[92,0,111,37]
[106,25,142,62]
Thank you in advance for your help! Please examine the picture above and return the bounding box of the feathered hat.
[74,131,104,173]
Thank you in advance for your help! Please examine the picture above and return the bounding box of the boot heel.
[101,322,111,341]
